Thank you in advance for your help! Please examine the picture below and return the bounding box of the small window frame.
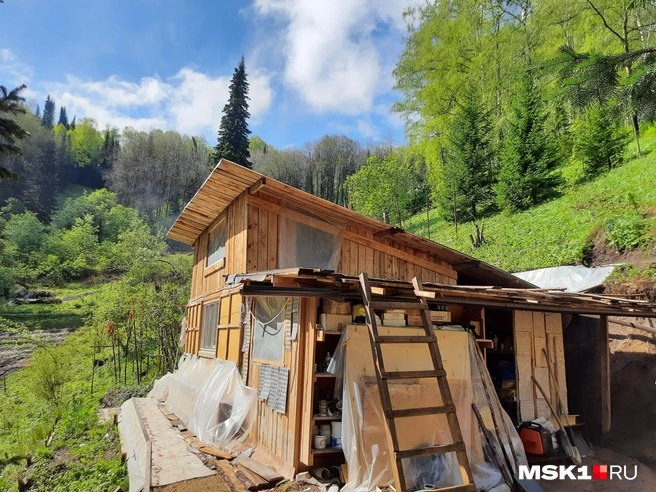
[206,219,227,269]
[199,300,220,354]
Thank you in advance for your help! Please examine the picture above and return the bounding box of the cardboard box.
[430,311,451,323]
[322,299,352,315]
[407,315,423,326]
[319,313,352,332]
[381,312,406,321]
[382,319,407,327]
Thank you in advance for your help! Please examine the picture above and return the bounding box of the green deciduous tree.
[496,72,562,211]
[573,103,629,176]
[440,87,496,223]
[213,57,251,168]
[346,150,419,226]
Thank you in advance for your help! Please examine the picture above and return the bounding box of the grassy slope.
[406,133,656,273]
[0,283,128,492]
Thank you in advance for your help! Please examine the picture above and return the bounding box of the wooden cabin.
[167,159,652,476]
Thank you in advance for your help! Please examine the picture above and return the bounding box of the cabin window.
[251,297,287,363]
[279,214,343,270]
[207,220,227,267]
[200,301,220,352]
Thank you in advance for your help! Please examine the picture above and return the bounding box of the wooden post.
[599,315,611,433]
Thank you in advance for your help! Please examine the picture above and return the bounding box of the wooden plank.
[247,205,258,273]
[257,208,268,271]
[600,315,611,433]
[233,456,283,483]
[267,210,278,270]
[214,459,251,492]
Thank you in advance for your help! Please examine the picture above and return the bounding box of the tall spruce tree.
[70,115,76,130]
[58,106,69,128]
[213,57,251,168]
[41,95,56,128]
[35,104,41,119]
[440,87,496,223]
[496,73,562,211]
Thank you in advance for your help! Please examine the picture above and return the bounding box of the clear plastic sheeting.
[513,265,615,292]
[148,354,256,452]
[333,325,526,492]
[278,208,344,271]
[251,297,289,363]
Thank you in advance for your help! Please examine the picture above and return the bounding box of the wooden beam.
[249,178,267,195]
[373,227,403,239]
[584,315,656,335]
[600,315,611,434]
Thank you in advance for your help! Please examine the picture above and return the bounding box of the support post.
[599,315,611,433]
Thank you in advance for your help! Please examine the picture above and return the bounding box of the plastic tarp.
[148,354,256,452]
[278,208,344,271]
[513,265,615,292]
[331,325,526,492]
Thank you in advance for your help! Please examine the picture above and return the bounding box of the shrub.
[606,214,648,252]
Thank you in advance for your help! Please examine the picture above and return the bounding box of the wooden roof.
[168,159,533,289]
[234,269,656,318]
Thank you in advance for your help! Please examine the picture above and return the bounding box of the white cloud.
[253,0,418,114]
[0,48,33,86]
[4,50,275,136]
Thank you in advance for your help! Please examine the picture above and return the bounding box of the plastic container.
[319,424,331,438]
[314,434,327,449]
[331,421,342,449]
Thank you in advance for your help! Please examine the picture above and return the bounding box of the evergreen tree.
[496,73,562,211]
[58,106,69,128]
[41,95,56,128]
[440,87,496,223]
[0,84,28,180]
[212,57,251,168]
[35,104,41,119]
[70,116,76,130]
[573,104,628,177]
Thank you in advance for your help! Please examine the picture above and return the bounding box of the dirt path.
[0,326,79,377]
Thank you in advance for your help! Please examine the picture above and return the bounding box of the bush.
[606,214,648,252]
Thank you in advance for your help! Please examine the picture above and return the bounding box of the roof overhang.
[168,159,535,289]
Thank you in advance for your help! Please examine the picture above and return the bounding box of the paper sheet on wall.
[284,300,293,351]
[265,366,289,414]
[291,298,299,341]
[257,364,272,401]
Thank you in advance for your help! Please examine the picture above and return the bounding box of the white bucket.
[314,434,327,449]
[319,424,331,438]
[331,421,342,449]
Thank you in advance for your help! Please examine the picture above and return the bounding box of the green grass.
[406,131,656,273]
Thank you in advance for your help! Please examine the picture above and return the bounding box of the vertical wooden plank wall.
[514,310,568,422]
[183,191,248,355]
[246,297,308,468]
[248,194,457,284]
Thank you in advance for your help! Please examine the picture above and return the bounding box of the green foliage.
[573,103,629,177]
[68,118,103,167]
[605,214,648,252]
[41,95,56,129]
[213,57,251,168]
[4,211,46,258]
[405,133,656,272]
[496,73,563,212]
[0,84,28,161]
[440,87,496,222]
[346,150,421,226]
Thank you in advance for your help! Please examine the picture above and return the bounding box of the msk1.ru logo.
[518,464,637,481]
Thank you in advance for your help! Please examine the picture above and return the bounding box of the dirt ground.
[539,317,656,491]
[0,326,78,377]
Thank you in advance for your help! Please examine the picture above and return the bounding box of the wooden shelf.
[313,415,341,421]
[476,339,494,349]
[315,373,336,380]
[311,447,343,455]
[486,349,514,356]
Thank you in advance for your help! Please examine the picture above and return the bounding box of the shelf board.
[313,415,341,421]
[315,373,336,379]
[311,447,343,455]
[486,349,514,355]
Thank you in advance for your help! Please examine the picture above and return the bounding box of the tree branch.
[586,0,626,44]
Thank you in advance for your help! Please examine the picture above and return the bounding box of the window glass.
[200,301,220,352]
[207,220,227,267]
[279,216,343,270]
[251,297,287,363]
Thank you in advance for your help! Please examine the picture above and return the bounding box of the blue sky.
[0,0,419,149]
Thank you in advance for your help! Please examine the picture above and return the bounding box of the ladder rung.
[387,404,456,419]
[395,442,466,460]
[381,369,446,380]
[374,335,436,344]
[368,301,428,310]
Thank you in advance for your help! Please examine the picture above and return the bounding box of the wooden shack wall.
[247,192,458,284]
[183,191,248,355]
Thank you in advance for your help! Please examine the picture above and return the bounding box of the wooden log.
[232,456,283,484]
[235,464,270,491]
[214,459,251,492]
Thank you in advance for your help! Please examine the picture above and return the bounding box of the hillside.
[406,131,656,274]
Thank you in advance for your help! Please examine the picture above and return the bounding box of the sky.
[0,0,421,149]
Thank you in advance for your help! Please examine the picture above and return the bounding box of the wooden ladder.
[358,273,476,492]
